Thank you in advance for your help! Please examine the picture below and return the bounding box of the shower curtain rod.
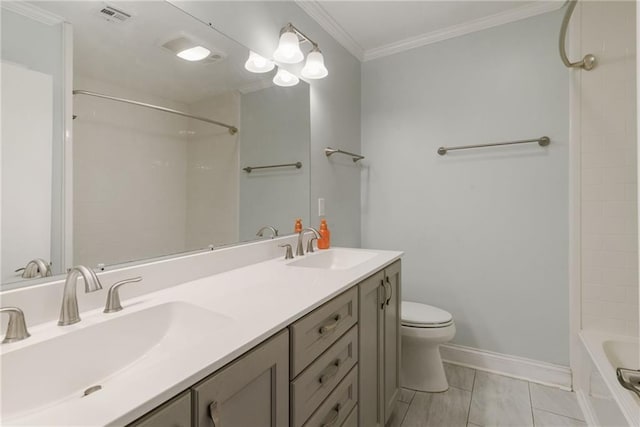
[559,0,596,70]
[72,90,238,135]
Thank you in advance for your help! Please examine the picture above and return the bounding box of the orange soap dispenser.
[318,219,331,249]
[294,218,302,233]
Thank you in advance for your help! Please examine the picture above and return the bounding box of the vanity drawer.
[290,287,358,377]
[341,405,358,427]
[302,366,358,427]
[128,391,190,427]
[291,326,358,427]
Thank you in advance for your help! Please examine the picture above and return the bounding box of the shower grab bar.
[72,90,238,135]
[324,147,365,162]
[437,136,550,156]
[559,0,596,70]
[242,162,302,173]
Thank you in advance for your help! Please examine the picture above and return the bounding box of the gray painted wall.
[239,84,310,241]
[361,11,570,365]
[170,1,362,246]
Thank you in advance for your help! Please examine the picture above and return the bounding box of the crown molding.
[1,1,64,25]
[363,1,564,62]
[295,0,365,62]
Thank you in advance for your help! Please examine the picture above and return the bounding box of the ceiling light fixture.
[162,36,211,62]
[273,24,304,64]
[244,51,275,73]
[273,67,299,87]
[301,47,328,79]
[244,22,328,82]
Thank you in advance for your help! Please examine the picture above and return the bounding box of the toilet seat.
[402,301,453,328]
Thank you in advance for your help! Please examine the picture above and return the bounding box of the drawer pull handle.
[319,314,341,335]
[385,276,393,306]
[318,359,341,384]
[321,403,341,427]
[208,401,220,427]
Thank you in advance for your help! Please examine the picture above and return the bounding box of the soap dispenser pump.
[317,219,330,249]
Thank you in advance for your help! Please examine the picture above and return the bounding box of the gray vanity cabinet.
[191,329,289,427]
[127,260,402,427]
[129,392,191,427]
[358,260,401,427]
[383,260,401,424]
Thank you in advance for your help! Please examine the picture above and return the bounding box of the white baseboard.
[440,343,572,390]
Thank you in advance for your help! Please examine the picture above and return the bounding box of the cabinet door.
[129,392,191,427]
[383,260,402,424]
[192,330,289,427]
[358,270,385,427]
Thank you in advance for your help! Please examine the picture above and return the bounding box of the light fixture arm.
[282,23,319,50]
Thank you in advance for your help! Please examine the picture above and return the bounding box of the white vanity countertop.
[2,247,402,426]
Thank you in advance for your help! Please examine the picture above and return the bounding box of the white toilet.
[401,301,455,392]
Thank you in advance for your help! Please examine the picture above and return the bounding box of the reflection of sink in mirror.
[1,302,232,421]
[287,249,378,270]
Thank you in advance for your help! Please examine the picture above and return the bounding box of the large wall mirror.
[1,1,310,289]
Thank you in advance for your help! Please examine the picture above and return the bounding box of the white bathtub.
[576,331,639,427]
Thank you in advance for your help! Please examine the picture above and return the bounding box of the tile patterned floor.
[390,363,586,427]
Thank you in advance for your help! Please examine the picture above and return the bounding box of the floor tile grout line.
[532,407,587,423]
[528,381,536,427]
[398,400,410,427]
[466,368,477,426]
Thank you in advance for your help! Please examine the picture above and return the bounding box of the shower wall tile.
[579,0,638,337]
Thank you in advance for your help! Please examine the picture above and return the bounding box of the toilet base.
[401,324,455,393]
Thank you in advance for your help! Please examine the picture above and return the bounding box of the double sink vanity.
[1,242,402,426]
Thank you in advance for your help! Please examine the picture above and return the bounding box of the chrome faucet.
[296,227,321,256]
[256,226,279,238]
[58,266,103,326]
[104,277,142,313]
[16,258,52,278]
[0,307,30,343]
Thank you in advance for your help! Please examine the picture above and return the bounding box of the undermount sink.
[1,301,232,422]
[287,248,378,270]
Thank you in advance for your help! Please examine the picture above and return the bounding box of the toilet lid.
[402,301,453,327]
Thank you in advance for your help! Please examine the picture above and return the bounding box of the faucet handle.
[307,237,318,253]
[104,277,142,313]
[278,244,294,260]
[0,307,30,344]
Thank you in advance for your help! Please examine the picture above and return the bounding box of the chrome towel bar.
[243,162,302,173]
[73,90,238,135]
[325,147,364,162]
[437,136,550,156]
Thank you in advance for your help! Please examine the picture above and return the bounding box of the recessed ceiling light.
[162,36,211,62]
[176,46,211,62]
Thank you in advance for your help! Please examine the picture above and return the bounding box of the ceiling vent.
[97,5,132,23]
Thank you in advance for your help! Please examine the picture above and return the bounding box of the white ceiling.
[297,1,563,61]
[32,1,274,104]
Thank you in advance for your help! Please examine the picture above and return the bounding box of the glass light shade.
[176,46,211,61]
[301,49,328,79]
[244,51,275,73]
[273,31,304,64]
[273,67,299,87]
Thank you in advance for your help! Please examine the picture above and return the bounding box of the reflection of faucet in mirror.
[58,266,103,326]
[297,228,321,257]
[256,226,279,239]
[16,258,52,279]
[1,1,311,290]
[0,307,31,343]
